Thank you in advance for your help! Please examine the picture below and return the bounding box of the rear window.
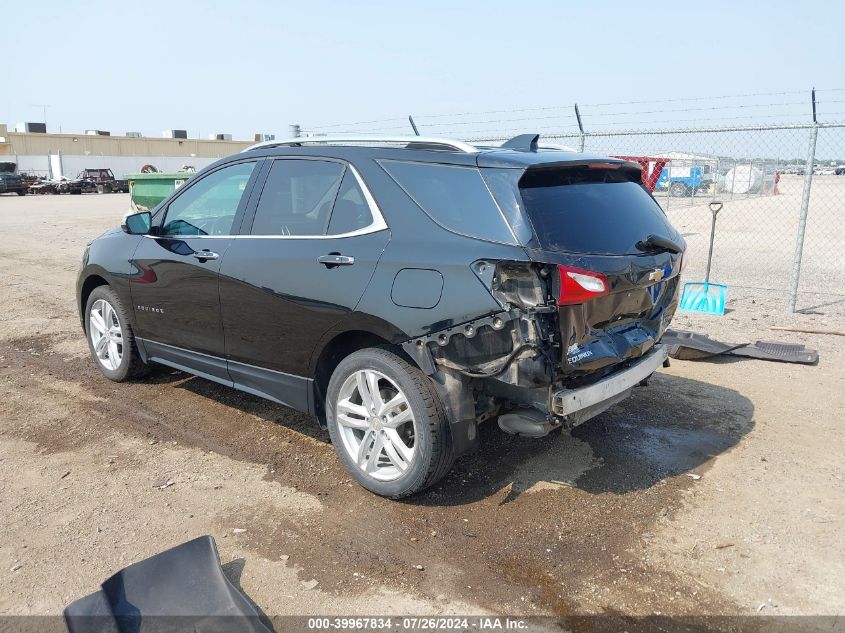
[380,160,517,245]
[519,167,679,255]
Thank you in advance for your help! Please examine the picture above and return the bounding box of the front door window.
[161,162,256,236]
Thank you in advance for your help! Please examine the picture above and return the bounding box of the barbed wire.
[305,88,844,132]
[306,114,845,140]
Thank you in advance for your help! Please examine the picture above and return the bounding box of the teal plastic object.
[679,201,727,316]
[679,281,728,315]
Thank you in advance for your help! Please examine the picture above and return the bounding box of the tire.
[84,285,150,382]
[326,347,454,499]
[96,185,105,194]
[16,189,26,196]
[669,182,688,197]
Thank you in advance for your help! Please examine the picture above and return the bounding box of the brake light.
[557,264,608,305]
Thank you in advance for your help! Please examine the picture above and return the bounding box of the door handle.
[193,250,219,261]
[317,253,355,268]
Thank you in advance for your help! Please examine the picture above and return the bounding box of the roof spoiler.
[500,134,540,152]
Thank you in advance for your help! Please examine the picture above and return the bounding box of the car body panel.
[355,231,522,340]
[76,228,141,328]
[219,229,392,376]
[130,235,234,364]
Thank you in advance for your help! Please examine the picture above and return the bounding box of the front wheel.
[326,348,454,499]
[85,286,150,381]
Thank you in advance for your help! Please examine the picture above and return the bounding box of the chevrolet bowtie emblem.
[648,269,665,282]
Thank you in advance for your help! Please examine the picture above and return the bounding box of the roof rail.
[241,135,478,154]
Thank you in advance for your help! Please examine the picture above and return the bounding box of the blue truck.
[655,163,714,197]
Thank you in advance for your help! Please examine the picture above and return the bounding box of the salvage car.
[76,135,685,498]
[55,176,97,195]
[77,168,130,194]
[0,162,27,195]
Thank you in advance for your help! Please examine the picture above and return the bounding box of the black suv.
[77,134,685,498]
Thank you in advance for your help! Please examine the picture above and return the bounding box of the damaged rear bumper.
[551,344,668,424]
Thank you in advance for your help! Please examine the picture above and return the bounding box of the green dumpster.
[127,172,195,210]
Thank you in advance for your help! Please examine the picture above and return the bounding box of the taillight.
[557,264,608,305]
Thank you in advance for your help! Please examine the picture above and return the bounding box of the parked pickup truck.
[655,163,715,197]
[77,168,130,194]
[0,162,27,196]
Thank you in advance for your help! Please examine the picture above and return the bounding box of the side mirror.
[121,211,152,235]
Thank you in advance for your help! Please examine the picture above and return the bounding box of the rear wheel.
[669,182,688,197]
[16,189,26,196]
[85,286,150,382]
[326,348,454,499]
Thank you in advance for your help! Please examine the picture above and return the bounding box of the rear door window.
[251,159,345,236]
[326,169,374,235]
[379,160,517,245]
[519,167,680,255]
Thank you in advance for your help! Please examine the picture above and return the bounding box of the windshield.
[518,167,681,255]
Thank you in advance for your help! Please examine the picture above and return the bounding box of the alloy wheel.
[335,369,416,482]
[89,299,124,371]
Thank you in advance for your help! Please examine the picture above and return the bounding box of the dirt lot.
[0,193,843,624]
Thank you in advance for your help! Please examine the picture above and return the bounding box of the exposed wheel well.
[79,275,109,331]
[312,330,411,426]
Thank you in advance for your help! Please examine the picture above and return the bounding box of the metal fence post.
[712,157,719,202]
[574,104,585,152]
[788,123,818,312]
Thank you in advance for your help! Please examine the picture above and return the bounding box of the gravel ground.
[0,193,842,625]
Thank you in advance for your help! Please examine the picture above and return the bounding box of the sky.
[1,0,843,140]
